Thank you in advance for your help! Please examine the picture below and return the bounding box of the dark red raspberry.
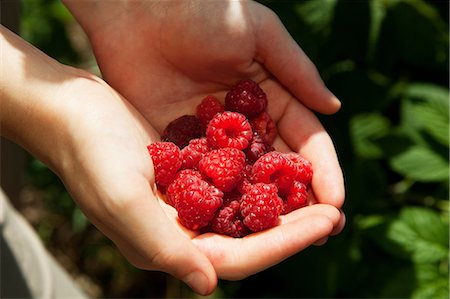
[199,147,246,192]
[206,112,253,150]
[167,174,223,230]
[284,153,313,185]
[211,200,250,238]
[244,133,275,164]
[147,142,182,186]
[180,138,211,169]
[225,79,268,118]
[196,95,225,127]
[162,115,202,148]
[240,183,283,232]
[281,180,308,215]
[251,152,298,190]
[249,112,278,145]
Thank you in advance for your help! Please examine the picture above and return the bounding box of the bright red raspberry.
[244,133,275,164]
[211,200,250,238]
[251,152,298,190]
[225,79,268,118]
[281,180,309,215]
[240,183,283,232]
[284,153,313,185]
[249,112,278,145]
[199,147,246,192]
[196,95,225,127]
[166,170,203,206]
[180,138,211,169]
[162,115,202,148]
[147,142,182,186]
[167,174,223,230]
[206,112,253,150]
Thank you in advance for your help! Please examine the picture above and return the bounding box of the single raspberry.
[206,112,253,150]
[162,115,202,148]
[180,138,211,169]
[251,152,298,190]
[166,169,205,206]
[199,147,246,192]
[167,174,223,230]
[249,112,278,145]
[147,142,182,186]
[211,200,250,238]
[225,79,268,118]
[240,183,283,232]
[196,95,225,127]
[281,180,309,215]
[284,153,313,185]
[244,133,275,164]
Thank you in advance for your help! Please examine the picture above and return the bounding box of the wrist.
[0,26,104,174]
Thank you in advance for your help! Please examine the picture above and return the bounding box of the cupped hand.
[63,0,345,289]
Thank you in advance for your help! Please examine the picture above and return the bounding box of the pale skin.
[1,0,345,295]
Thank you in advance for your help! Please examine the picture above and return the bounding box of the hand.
[63,0,346,286]
[1,26,217,294]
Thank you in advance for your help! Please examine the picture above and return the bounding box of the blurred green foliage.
[21,0,448,298]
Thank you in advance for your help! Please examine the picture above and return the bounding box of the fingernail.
[183,271,209,295]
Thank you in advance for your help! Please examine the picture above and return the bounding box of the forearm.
[1,26,93,171]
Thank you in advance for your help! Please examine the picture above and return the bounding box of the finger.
[193,214,333,280]
[280,203,341,227]
[253,4,341,114]
[331,209,346,236]
[313,237,329,246]
[280,204,345,243]
[277,99,345,208]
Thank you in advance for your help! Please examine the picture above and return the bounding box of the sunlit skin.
[2,0,346,295]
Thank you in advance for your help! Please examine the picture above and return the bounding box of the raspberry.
[196,95,225,127]
[167,174,223,230]
[166,169,205,206]
[249,112,278,145]
[225,79,268,118]
[199,147,246,192]
[281,180,308,215]
[147,142,182,186]
[251,152,298,190]
[206,112,253,150]
[211,200,250,238]
[244,133,275,164]
[240,183,283,232]
[284,153,313,185]
[180,138,211,169]
[162,115,202,148]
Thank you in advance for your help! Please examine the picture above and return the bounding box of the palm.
[71,0,345,285]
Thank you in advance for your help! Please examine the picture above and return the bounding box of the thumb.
[254,5,341,114]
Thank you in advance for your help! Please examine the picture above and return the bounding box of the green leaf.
[412,263,449,299]
[386,207,449,263]
[350,113,391,158]
[389,146,449,182]
[295,0,337,37]
[404,83,449,146]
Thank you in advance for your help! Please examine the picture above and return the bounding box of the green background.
[16,0,449,298]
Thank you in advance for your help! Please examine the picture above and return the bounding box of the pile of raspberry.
[147,79,313,237]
